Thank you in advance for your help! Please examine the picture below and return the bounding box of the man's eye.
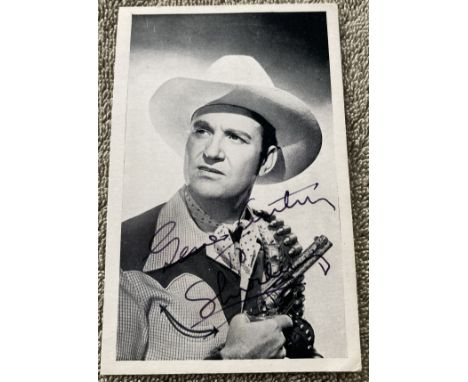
[193,128,209,136]
[227,133,245,143]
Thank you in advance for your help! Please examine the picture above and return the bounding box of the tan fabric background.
[98,0,369,381]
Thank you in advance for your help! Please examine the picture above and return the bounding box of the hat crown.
[204,55,275,87]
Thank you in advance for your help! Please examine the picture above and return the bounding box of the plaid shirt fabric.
[117,188,277,360]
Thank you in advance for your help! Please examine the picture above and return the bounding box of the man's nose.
[203,136,225,162]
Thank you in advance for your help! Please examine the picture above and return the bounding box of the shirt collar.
[143,187,276,289]
[143,187,254,273]
[183,187,221,232]
[143,188,214,272]
[183,186,254,233]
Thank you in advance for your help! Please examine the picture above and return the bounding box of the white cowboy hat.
[149,55,322,184]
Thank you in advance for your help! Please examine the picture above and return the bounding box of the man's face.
[184,112,264,202]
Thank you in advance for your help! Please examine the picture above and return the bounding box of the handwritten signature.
[148,182,335,268]
[147,183,335,337]
[186,246,328,332]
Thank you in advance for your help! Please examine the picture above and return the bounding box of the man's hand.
[220,313,293,359]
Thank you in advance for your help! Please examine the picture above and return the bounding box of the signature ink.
[267,182,336,213]
[144,182,334,335]
[148,221,229,267]
[188,250,327,330]
[159,304,219,338]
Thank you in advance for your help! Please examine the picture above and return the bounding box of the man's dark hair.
[259,121,278,165]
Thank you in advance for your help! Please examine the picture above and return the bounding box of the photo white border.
[100,3,362,375]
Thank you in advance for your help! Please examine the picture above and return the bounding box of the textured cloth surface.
[118,270,230,360]
[98,0,369,380]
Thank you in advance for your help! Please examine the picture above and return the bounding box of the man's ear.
[258,146,278,177]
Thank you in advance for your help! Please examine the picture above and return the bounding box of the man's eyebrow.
[224,128,252,141]
[192,120,213,131]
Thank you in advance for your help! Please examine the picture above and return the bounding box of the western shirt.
[117,188,277,360]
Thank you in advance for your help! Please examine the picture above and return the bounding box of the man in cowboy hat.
[117,56,323,360]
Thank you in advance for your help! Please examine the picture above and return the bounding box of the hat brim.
[149,77,322,184]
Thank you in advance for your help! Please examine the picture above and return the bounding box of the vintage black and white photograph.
[101,4,361,374]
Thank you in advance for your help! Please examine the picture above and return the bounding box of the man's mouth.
[197,165,225,175]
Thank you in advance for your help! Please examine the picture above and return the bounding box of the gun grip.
[284,317,317,358]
